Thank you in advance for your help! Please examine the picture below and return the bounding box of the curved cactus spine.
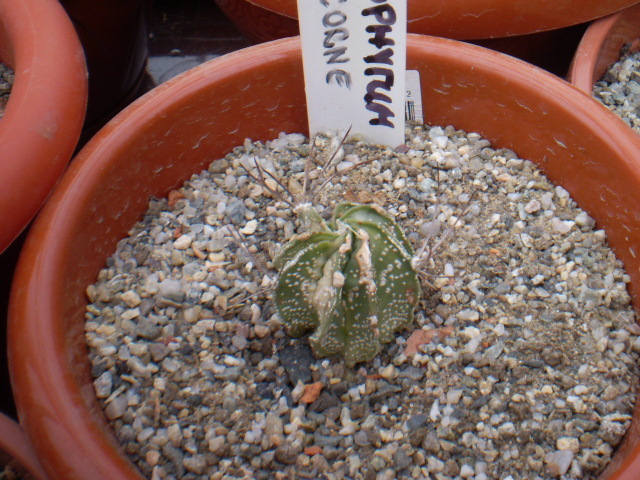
[274,202,421,366]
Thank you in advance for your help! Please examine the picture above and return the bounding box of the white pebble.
[446,389,463,405]
[555,186,570,199]
[174,235,192,250]
[459,464,474,478]
[432,135,448,149]
[574,211,592,227]
[240,220,258,235]
[550,217,573,234]
[443,263,454,277]
[461,326,481,339]
[546,450,574,476]
[457,309,480,322]
[429,399,440,421]
[336,161,354,172]
[524,199,541,213]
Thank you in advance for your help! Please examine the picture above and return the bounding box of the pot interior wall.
[12,36,640,479]
[569,4,640,91]
[0,20,14,68]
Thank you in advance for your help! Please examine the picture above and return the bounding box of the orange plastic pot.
[0,411,46,480]
[0,0,88,254]
[568,3,640,93]
[214,0,640,42]
[8,35,640,480]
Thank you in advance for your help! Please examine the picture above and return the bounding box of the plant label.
[298,0,407,147]
[405,70,423,124]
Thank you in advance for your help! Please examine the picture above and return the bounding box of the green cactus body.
[274,202,421,366]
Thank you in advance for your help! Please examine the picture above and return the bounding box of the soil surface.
[86,124,639,480]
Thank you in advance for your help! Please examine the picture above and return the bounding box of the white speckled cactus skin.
[274,202,421,366]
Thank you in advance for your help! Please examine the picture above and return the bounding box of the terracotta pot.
[213,0,597,75]
[0,411,46,480]
[214,0,639,42]
[8,35,640,480]
[568,3,640,93]
[0,0,88,254]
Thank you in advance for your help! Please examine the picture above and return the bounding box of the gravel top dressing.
[0,62,14,119]
[85,123,640,480]
[593,44,640,133]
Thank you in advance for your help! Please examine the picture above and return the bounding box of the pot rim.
[233,0,640,39]
[9,35,640,480]
[0,0,88,253]
[568,2,640,92]
[0,411,46,480]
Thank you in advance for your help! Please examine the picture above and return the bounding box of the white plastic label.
[405,70,423,124]
[298,0,407,147]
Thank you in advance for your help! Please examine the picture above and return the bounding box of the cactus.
[274,202,421,366]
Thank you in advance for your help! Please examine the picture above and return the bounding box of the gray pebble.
[225,198,247,224]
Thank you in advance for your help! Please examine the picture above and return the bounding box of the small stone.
[121,308,140,321]
[254,324,270,338]
[167,424,183,447]
[208,435,227,455]
[380,364,397,381]
[93,371,113,398]
[469,157,484,171]
[265,413,284,436]
[304,445,323,456]
[443,458,460,476]
[104,395,127,420]
[120,290,142,308]
[225,199,247,224]
[457,308,480,322]
[422,432,440,453]
[393,449,412,470]
[427,456,445,473]
[158,279,184,302]
[556,436,579,452]
[241,219,258,235]
[398,366,424,381]
[524,199,541,213]
[148,343,170,362]
[406,414,429,431]
[279,342,314,385]
[274,442,302,464]
[135,318,161,340]
[173,235,192,250]
[446,389,463,405]
[300,382,324,404]
[460,464,475,478]
[146,449,160,467]
[162,357,180,373]
[354,430,371,447]
[546,450,573,476]
[370,455,387,471]
[183,454,207,474]
[574,211,593,227]
[231,334,248,350]
[550,217,573,234]
[599,420,627,446]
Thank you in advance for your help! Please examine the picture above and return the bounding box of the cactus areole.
[274,202,421,366]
